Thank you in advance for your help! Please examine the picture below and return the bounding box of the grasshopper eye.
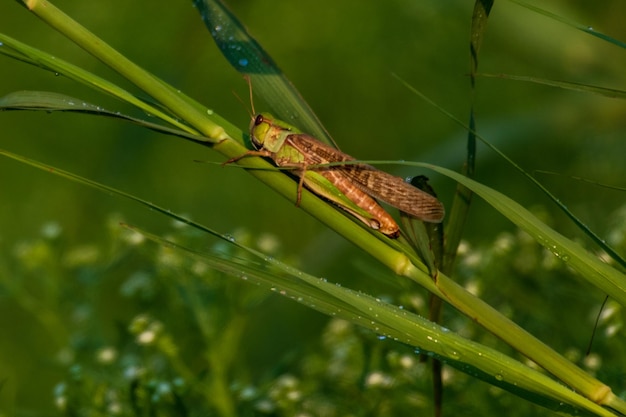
[254,114,264,126]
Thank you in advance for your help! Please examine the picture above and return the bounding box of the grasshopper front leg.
[222,150,273,166]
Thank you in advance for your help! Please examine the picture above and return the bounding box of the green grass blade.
[193,0,336,147]
[508,0,626,50]
[0,90,211,144]
[479,74,626,99]
[423,163,626,304]
[0,33,196,135]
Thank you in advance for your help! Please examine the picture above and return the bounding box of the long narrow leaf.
[193,0,336,147]
[0,33,196,135]
[509,0,626,50]
[425,163,626,305]
[0,91,210,144]
[479,73,626,99]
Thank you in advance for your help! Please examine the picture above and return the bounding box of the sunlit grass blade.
[479,74,626,99]
[193,0,336,147]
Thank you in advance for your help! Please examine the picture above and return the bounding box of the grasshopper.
[228,113,445,238]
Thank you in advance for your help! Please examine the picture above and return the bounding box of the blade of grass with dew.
[0,91,212,144]
[127,225,617,417]
[479,74,626,99]
[193,0,336,147]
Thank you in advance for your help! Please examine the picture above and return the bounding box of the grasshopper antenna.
[244,74,256,115]
[231,75,256,122]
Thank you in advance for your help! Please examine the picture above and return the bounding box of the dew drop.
[238,58,249,67]
[445,349,460,360]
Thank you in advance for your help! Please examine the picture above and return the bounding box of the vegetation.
[1,1,625,416]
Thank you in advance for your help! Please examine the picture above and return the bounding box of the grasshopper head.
[249,113,270,150]
[249,112,291,152]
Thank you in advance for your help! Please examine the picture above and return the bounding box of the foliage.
[1,0,626,416]
[3,211,623,416]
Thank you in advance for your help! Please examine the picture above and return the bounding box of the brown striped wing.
[286,134,445,223]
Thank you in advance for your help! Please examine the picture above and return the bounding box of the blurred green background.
[1,0,625,415]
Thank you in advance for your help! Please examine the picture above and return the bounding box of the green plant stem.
[20,0,231,142]
[413,265,610,402]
